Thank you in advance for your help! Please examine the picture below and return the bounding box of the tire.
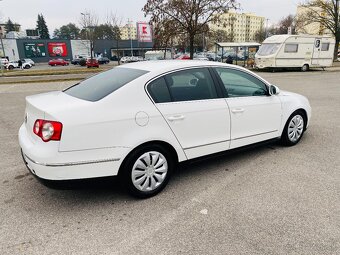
[301,64,309,72]
[8,65,14,70]
[280,110,306,146]
[120,144,174,198]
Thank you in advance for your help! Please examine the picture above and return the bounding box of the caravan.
[255,35,335,71]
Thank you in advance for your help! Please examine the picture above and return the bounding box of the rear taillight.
[33,119,63,142]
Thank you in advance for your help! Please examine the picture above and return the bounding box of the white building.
[210,11,265,42]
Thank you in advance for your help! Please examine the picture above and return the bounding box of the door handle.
[168,115,185,121]
[231,108,245,114]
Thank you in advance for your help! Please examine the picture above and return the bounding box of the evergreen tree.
[36,14,50,39]
[5,19,16,33]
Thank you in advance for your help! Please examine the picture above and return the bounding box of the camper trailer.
[255,35,335,71]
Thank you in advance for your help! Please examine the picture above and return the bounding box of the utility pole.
[265,18,270,38]
[128,19,133,56]
[0,0,5,76]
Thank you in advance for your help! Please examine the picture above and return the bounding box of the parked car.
[0,57,9,66]
[86,58,99,68]
[19,61,311,198]
[23,58,35,66]
[48,59,69,66]
[6,60,32,70]
[176,54,191,60]
[97,57,110,64]
[71,58,83,65]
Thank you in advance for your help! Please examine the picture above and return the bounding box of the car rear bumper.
[19,124,129,181]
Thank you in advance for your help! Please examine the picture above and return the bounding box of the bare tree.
[277,15,296,34]
[105,12,123,63]
[79,11,99,59]
[143,0,238,59]
[299,0,340,60]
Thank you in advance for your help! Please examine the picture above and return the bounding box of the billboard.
[48,42,68,57]
[137,22,153,43]
[24,42,46,58]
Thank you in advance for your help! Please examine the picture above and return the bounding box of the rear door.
[147,67,231,159]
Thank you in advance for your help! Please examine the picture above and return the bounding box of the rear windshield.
[63,67,148,101]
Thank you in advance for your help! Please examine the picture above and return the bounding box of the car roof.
[117,60,240,73]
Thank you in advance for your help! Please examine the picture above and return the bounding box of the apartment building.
[210,11,265,42]
[120,23,137,40]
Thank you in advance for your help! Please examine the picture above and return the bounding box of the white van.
[255,34,335,71]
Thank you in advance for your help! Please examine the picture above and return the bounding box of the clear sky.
[0,0,300,33]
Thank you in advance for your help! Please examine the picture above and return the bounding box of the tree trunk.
[116,39,120,65]
[189,33,195,59]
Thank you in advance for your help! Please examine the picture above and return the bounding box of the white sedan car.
[19,61,311,197]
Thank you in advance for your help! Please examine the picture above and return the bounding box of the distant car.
[86,58,99,68]
[71,58,82,65]
[49,59,69,66]
[6,61,32,70]
[176,55,191,60]
[0,57,9,66]
[97,57,110,64]
[23,58,35,66]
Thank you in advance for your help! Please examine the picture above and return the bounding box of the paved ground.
[0,70,339,254]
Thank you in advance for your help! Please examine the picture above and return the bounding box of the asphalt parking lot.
[0,70,340,254]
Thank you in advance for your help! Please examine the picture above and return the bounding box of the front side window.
[257,44,281,56]
[214,68,268,97]
[164,68,217,102]
[64,67,148,101]
[284,44,298,53]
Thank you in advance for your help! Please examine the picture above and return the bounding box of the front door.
[213,67,282,149]
[312,38,321,65]
[147,68,231,159]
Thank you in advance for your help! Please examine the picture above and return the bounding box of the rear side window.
[164,68,217,102]
[147,77,171,103]
[64,67,148,101]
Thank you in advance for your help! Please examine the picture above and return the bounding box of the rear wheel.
[281,111,306,146]
[8,65,14,70]
[301,64,309,72]
[120,144,174,198]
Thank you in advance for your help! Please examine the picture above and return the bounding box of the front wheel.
[120,145,174,198]
[281,111,306,146]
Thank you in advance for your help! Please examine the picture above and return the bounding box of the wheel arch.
[118,140,179,177]
[282,108,308,136]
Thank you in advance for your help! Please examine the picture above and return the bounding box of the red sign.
[48,42,68,57]
[137,22,153,43]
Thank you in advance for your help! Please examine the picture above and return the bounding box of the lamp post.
[0,0,5,77]
[128,19,133,57]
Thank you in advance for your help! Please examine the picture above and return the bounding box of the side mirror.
[269,85,280,95]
